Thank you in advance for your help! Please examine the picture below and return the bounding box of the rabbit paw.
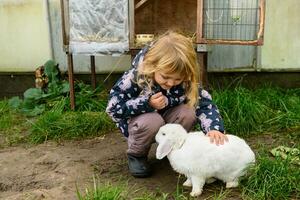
[226,181,239,188]
[183,179,192,187]
[190,190,202,197]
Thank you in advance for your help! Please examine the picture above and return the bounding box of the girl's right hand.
[149,92,168,110]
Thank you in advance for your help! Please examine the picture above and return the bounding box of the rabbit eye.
[162,133,166,136]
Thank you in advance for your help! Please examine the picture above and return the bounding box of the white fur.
[155,124,255,197]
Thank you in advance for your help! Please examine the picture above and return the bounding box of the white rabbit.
[155,124,255,197]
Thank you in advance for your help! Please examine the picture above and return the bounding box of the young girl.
[106,31,227,178]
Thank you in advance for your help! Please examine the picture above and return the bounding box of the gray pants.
[127,104,196,156]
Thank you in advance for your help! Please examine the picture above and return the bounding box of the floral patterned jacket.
[106,47,225,137]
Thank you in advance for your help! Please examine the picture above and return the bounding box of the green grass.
[241,151,300,200]
[1,96,116,145]
[76,179,125,200]
[0,100,30,146]
[0,83,116,145]
[1,85,299,146]
[76,175,175,200]
[29,110,115,143]
[213,86,300,136]
[76,174,233,200]
[0,100,20,130]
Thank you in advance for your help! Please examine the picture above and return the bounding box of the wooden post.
[196,0,203,44]
[67,53,75,110]
[129,0,135,48]
[90,56,96,89]
[61,0,76,109]
[197,52,209,89]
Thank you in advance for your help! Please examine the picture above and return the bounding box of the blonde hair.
[137,31,199,107]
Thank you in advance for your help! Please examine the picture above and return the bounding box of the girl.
[106,31,227,178]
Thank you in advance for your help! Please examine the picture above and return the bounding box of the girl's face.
[154,70,184,90]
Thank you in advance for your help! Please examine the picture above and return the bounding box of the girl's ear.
[156,139,174,159]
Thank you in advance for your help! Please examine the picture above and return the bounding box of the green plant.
[213,87,271,135]
[241,153,300,200]
[9,60,69,116]
[206,187,230,200]
[0,100,14,130]
[0,100,30,146]
[8,60,110,116]
[76,177,125,200]
[70,82,107,112]
[29,108,115,144]
[213,86,300,136]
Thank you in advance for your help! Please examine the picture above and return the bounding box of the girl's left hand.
[207,130,228,146]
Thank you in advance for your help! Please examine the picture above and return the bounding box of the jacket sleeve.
[195,88,225,134]
[106,68,155,122]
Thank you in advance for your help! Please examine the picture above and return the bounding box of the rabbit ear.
[156,139,174,160]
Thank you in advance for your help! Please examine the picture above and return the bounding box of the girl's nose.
[166,80,175,87]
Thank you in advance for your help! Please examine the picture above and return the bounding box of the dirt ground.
[0,131,287,200]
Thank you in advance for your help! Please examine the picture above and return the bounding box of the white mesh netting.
[69,0,129,55]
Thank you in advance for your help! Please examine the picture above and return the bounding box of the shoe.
[127,154,152,178]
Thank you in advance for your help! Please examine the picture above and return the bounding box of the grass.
[0,83,116,145]
[213,86,300,136]
[0,100,24,130]
[76,178,125,200]
[29,110,115,143]
[1,85,299,145]
[76,176,187,200]
[241,151,300,200]
[0,100,30,146]
[28,97,114,143]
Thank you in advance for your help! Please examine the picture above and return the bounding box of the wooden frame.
[60,0,97,110]
[196,0,266,46]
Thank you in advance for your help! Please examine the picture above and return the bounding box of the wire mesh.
[203,0,260,41]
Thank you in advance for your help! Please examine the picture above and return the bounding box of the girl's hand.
[149,92,168,110]
[207,130,228,146]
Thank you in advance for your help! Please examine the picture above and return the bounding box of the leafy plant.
[8,60,69,116]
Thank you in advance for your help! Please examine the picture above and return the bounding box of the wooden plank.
[129,0,135,48]
[60,0,70,51]
[90,56,96,89]
[135,0,197,34]
[67,54,75,110]
[135,0,149,10]
[198,39,262,46]
[60,0,67,46]
[257,0,266,45]
[196,0,203,43]
[197,52,208,88]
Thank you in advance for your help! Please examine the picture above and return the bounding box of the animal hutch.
[60,0,265,109]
